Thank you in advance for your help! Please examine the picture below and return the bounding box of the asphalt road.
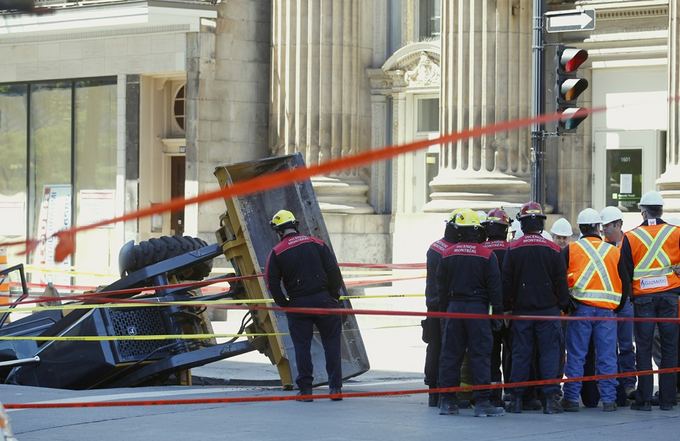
[2,361,680,441]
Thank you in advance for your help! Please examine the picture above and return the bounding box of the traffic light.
[555,45,589,132]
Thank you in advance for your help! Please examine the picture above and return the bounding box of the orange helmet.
[517,201,546,220]
[485,208,511,226]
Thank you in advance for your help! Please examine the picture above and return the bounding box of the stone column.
[270,0,373,214]
[425,0,531,212]
[659,0,680,212]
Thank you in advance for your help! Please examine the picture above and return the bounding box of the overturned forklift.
[0,153,369,389]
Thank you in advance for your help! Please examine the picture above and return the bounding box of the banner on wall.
[32,184,72,286]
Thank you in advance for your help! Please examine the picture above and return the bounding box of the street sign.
[545,9,596,33]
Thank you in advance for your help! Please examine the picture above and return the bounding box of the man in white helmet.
[599,206,636,402]
[550,218,574,249]
[620,191,680,411]
[560,208,629,412]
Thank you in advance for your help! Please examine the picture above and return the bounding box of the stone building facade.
[0,0,678,277]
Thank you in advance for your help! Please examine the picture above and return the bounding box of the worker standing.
[560,208,629,412]
[550,218,574,249]
[437,209,505,417]
[482,208,512,407]
[265,209,344,402]
[503,202,571,414]
[601,206,637,402]
[621,191,680,411]
[423,209,460,407]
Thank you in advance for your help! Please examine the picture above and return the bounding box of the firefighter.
[560,208,629,412]
[265,209,344,402]
[437,209,505,417]
[601,205,637,403]
[502,201,571,414]
[423,209,461,407]
[482,208,512,407]
[550,218,574,249]
[621,191,680,411]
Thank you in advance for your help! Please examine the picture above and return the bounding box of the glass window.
[0,84,28,240]
[417,98,439,133]
[29,82,72,241]
[174,85,185,131]
[419,0,441,40]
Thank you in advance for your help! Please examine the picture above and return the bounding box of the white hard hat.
[541,230,553,241]
[550,218,573,237]
[577,208,601,225]
[600,206,623,225]
[638,190,664,207]
[476,211,488,224]
[510,219,521,232]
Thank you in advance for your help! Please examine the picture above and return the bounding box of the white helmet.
[600,206,623,225]
[550,218,573,237]
[638,190,664,207]
[476,211,488,224]
[577,208,601,225]
[541,230,553,241]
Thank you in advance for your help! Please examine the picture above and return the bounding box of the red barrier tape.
[0,106,606,261]
[4,367,679,409]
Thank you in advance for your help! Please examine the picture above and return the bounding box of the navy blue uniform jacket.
[265,233,343,307]
[502,233,570,313]
[436,242,503,313]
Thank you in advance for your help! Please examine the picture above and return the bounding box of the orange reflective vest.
[625,223,680,295]
[567,237,623,310]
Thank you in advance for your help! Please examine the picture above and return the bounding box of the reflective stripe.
[629,225,675,279]
[570,288,622,304]
[573,239,615,293]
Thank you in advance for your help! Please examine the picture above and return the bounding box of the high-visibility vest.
[567,237,622,310]
[625,223,680,295]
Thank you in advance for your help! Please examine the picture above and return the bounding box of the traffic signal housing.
[555,45,589,132]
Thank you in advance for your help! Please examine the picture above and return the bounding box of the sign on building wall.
[32,184,72,285]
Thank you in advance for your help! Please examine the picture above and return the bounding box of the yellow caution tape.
[0,332,285,342]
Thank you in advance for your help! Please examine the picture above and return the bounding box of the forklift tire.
[119,236,213,280]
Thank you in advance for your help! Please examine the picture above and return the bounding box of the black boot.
[507,396,523,413]
[474,400,506,417]
[428,393,440,407]
[439,395,460,415]
[544,395,564,414]
[296,389,313,402]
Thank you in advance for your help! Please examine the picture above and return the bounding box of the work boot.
[560,398,580,412]
[507,396,523,414]
[296,389,313,402]
[602,402,617,412]
[522,398,543,411]
[474,400,506,417]
[659,403,675,411]
[329,387,343,401]
[630,401,652,411]
[544,395,564,414]
[439,396,460,415]
[428,393,440,407]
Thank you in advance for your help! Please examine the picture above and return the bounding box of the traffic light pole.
[530,0,546,204]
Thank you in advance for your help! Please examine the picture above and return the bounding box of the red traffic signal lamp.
[555,45,589,132]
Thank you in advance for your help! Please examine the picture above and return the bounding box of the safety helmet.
[477,211,488,224]
[600,206,623,225]
[453,208,481,227]
[517,201,546,220]
[550,218,573,236]
[485,208,511,226]
[510,219,521,233]
[638,190,664,207]
[576,208,601,225]
[447,208,465,223]
[270,209,298,230]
